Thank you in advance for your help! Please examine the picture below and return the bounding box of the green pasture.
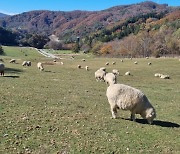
[0,47,180,153]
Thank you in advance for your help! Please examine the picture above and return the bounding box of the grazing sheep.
[112,69,120,76]
[121,59,124,62]
[106,84,156,124]
[53,60,56,62]
[22,61,28,66]
[134,61,138,64]
[77,65,81,69]
[0,63,5,76]
[146,57,149,59]
[95,69,106,82]
[125,71,131,76]
[112,62,116,65]
[9,59,16,63]
[27,61,31,66]
[148,62,152,65]
[61,62,64,65]
[37,62,44,71]
[154,73,162,77]
[160,74,170,79]
[105,62,109,66]
[99,67,106,72]
[82,59,86,62]
[104,73,117,86]
[85,66,89,71]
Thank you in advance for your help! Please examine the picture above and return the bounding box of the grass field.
[0,47,180,153]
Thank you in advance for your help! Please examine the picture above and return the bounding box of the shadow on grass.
[5,67,23,74]
[123,118,180,128]
[3,75,20,78]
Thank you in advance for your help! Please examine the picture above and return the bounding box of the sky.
[0,0,179,15]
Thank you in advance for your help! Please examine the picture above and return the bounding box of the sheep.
[105,62,109,66]
[112,62,116,65]
[22,61,31,66]
[134,61,138,64]
[154,73,162,77]
[37,62,44,71]
[99,67,106,72]
[85,66,89,71]
[125,71,131,76]
[22,61,28,66]
[146,57,149,59]
[0,58,4,62]
[95,69,106,82]
[148,62,152,65]
[112,69,120,76]
[77,65,81,69]
[104,73,117,86]
[106,84,156,124]
[9,59,16,63]
[27,61,31,66]
[121,60,124,62]
[61,62,64,65]
[0,63,5,76]
[82,59,86,62]
[160,74,170,79]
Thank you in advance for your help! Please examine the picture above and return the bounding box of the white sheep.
[9,59,16,63]
[134,61,138,64]
[95,69,106,82]
[112,69,120,76]
[160,74,170,79]
[0,63,5,76]
[105,62,109,66]
[154,73,162,77]
[121,59,124,62]
[148,62,152,65]
[77,65,81,69]
[125,71,131,76]
[22,61,28,66]
[99,67,106,72]
[82,59,86,62]
[85,66,89,71]
[106,84,156,124]
[37,62,44,71]
[146,57,149,59]
[112,62,116,65]
[27,61,31,66]
[61,62,64,65]
[104,73,117,86]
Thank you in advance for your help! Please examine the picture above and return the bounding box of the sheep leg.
[111,106,117,119]
[130,113,136,121]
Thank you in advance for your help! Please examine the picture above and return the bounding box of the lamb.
[9,59,16,63]
[134,61,138,64]
[112,62,116,65]
[106,84,156,124]
[95,69,106,82]
[61,62,64,65]
[112,69,120,76]
[121,59,124,62]
[148,62,152,65]
[85,66,89,71]
[0,63,5,76]
[82,59,86,62]
[37,62,44,71]
[104,73,117,86]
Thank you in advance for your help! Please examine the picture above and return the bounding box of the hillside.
[0,13,8,18]
[0,1,177,41]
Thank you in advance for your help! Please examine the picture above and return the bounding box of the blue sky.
[0,0,179,15]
